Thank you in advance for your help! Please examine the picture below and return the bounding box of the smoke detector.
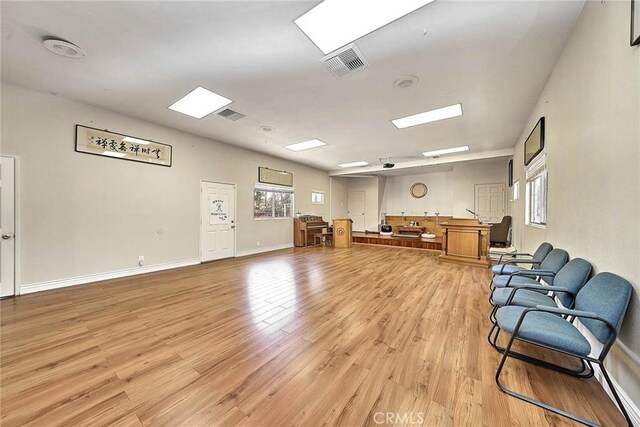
[43,38,85,59]
[393,76,419,90]
[320,43,368,78]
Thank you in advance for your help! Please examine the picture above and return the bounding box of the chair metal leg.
[495,334,600,427]
[598,362,633,426]
[491,338,592,378]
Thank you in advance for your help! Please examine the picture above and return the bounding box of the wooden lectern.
[439,218,491,267]
[333,218,353,248]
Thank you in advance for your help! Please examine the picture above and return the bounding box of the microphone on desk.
[466,209,477,217]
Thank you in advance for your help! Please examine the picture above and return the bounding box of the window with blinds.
[525,153,547,227]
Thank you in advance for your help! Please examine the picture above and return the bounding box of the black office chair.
[490,216,512,246]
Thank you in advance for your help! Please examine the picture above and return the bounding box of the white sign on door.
[209,195,229,225]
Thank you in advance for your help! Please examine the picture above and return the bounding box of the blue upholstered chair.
[490,248,569,292]
[491,242,553,277]
[487,258,592,354]
[494,272,634,426]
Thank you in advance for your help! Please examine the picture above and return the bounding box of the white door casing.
[474,183,505,223]
[348,191,365,232]
[1,157,16,297]
[200,181,236,262]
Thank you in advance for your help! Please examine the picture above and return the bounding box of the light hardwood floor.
[0,245,627,426]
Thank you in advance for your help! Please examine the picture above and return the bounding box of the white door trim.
[1,155,20,297]
[199,180,237,262]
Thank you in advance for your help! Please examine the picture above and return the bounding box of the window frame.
[253,184,295,221]
[524,153,547,228]
[311,190,325,205]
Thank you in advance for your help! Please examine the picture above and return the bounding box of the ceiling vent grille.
[217,108,245,121]
[320,44,368,78]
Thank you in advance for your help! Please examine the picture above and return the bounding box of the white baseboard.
[20,258,201,295]
[236,243,293,257]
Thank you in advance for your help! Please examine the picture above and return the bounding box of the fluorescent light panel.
[392,103,463,129]
[284,139,327,151]
[168,86,232,119]
[295,0,435,54]
[337,161,369,168]
[422,145,469,157]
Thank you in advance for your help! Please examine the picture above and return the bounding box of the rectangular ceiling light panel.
[337,161,369,168]
[422,145,469,157]
[284,139,328,151]
[295,0,435,54]
[168,86,233,119]
[392,103,463,129]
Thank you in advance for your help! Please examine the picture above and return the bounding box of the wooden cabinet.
[439,218,491,267]
[333,218,353,248]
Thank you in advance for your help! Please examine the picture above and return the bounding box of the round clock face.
[337,227,345,235]
[410,182,428,198]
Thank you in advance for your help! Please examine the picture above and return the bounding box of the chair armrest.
[497,252,532,263]
[503,285,570,305]
[497,260,539,275]
[510,270,556,278]
[503,259,538,265]
[511,284,570,293]
[534,305,597,318]
[504,270,555,287]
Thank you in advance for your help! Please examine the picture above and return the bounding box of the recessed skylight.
[284,139,327,151]
[168,86,233,119]
[422,145,469,157]
[337,161,369,168]
[392,103,463,129]
[295,0,435,54]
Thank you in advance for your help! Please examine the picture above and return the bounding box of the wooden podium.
[439,218,491,267]
[333,218,353,248]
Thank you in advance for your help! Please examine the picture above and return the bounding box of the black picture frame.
[524,117,545,166]
[75,124,172,167]
[508,159,513,187]
[258,167,293,187]
[632,0,640,46]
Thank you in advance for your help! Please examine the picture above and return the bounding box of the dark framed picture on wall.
[632,0,640,46]
[508,159,513,187]
[524,117,545,166]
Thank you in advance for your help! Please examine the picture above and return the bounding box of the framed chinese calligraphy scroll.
[75,125,172,167]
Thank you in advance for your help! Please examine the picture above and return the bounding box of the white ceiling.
[1,1,583,173]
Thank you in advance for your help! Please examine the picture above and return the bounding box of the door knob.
[231,225,236,229]
[2,233,14,240]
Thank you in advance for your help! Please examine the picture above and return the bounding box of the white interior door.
[474,183,505,223]
[348,191,365,232]
[200,182,236,262]
[1,157,16,297]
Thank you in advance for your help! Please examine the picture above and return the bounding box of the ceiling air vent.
[217,108,245,121]
[320,44,368,78]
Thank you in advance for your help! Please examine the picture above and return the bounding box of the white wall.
[1,83,331,288]
[329,177,349,220]
[511,1,640,409]
[346,177,380,231]
[380,158,508,218]
[451,159,509,218]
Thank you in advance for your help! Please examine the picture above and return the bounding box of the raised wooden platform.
[352,232,442,250]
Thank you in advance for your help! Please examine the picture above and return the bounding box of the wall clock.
[410,182,428,198]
